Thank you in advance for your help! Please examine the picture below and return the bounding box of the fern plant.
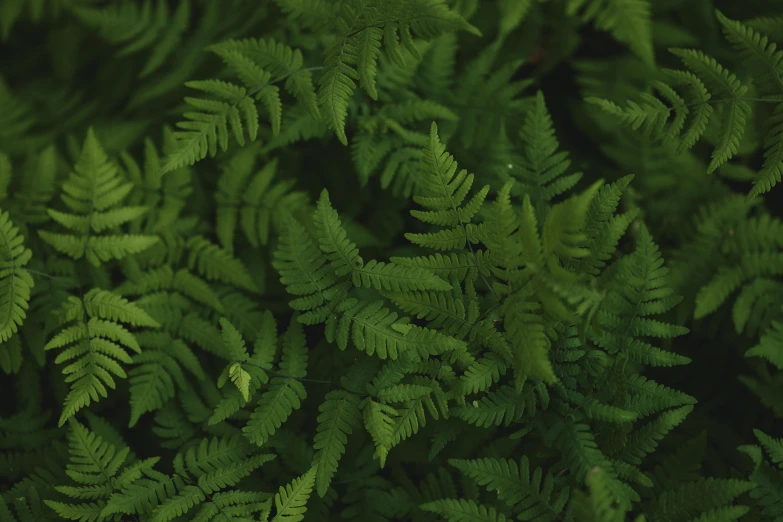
[587,8,783,198]
[3,2,783,522]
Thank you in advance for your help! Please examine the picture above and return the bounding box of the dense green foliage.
[1,0,783,521]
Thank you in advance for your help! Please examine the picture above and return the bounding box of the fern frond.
[38,128,159,266]
[0,208,33,343]
[116,265,224,314]
[566,0,654,64]
[624,374,697,417]
[746,320,783,370]
[162,80,260,172]
[208,37,320,118]
[590,224,690,365]
[70,0,191,77]
[212,312,276,425]
[45,419,159,521]
[569,174,638,276]
[186,235,259,293]
[312,389,362,497]
[274,197,463,360]
[271,467,316,522]
[646,478,754,522]
[420,498,508,522]
[318,39,358,146]
[458,354,508,395]
[363,399,398,468]
[449,456,570,519]
[243,320,308,446]
[569,466,634,522]
[619,405,693,466]
[405,122,488,252]
[553,419,636,507]
[385,287,509,358]
[164,33,318,172]
[313,188,364,276]
[317,0,479,144]
[128,331,204,427]
[716,11,783,96]
[586,88,680,142]
[217,152,308,251]
[390,251,493,284]
[45,289,160,426]
[497,0,534,36]
[753,428,783,466]
[665,69,713,154]
[121,126,195,235]
[454,384,545,428]
[670,48,751,173]
[694,252,783,319]
[749,102,783,199]
[514,91,584,223]
[326,298,464,360]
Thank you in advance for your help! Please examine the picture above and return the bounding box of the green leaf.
[272,467,317,522]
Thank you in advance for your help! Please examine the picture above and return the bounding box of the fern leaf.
[553,419,636,506]
[163,80,260,173]
[272,467,317,522]
[363,399,397,468]
[420,498,508,522]
[666,69,714,153]
[217,151,308,250]
[208,37,320,118]
[406,122,489,253]
[313,189,363,275]
[312,389,362,497]
[590,224,689,365]
[716,11,783,96]
[38,128,158,266]
[646,478,754,522]
[45,419,159,521]
[46,290,159,426]
[0,209,33,343]
[449,456,570,518]
[357,27,383,100]
[71,0,191,78]
[186,235,259,293]
[316,0,478,144]
[620,405,694,466]
[354,259,451,292]
[273,213,336,310]
[459,354,508,395]
[318,40,358,146]
[243,320,308,446]
[517,91,584,222]
[454,384,543,428]
[670,48,750,173]
[567,0,654,64]
[749,102,783,199]
[625,374,697,417]
[746,320,783,370]
[128,349,184,427]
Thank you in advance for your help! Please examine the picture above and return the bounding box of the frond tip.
[313,389,362,497]
[271,467,317,522]
[38,128,159,266]
[45,289,160,426]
